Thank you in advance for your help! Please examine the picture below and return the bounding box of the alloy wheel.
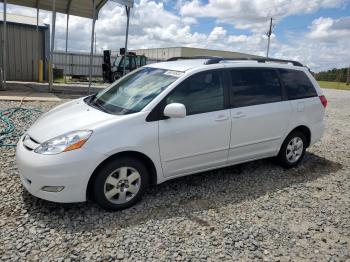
[286,137,304,163]
[103,167,141,204]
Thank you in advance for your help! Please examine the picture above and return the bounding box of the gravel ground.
[0,89,349,261]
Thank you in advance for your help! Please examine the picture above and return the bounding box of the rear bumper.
[16,137,106,203]
[310,121,325,146]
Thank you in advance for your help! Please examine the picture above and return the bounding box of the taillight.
[319,95,327,108]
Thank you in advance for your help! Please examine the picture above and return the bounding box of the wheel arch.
[286,125,311,148]
[86,151,158,200]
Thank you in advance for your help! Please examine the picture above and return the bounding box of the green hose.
[0,107,42,147]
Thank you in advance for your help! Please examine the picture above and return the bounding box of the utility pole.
[347,65,350,85]
[266,17,273,58]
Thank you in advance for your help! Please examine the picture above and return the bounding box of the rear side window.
[278,69,317,100]
[229,68,282,108]
[166,70,224,115]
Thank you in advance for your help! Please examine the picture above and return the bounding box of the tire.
[93,157,149,211]
[111,72,122,82]
[276,131,307,168]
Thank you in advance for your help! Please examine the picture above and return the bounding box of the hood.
[27,98,119,143]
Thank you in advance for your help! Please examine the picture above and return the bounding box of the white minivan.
[16,57,327,210]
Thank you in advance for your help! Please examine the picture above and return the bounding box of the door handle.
[215,115,229,122]
[232,112,246,119]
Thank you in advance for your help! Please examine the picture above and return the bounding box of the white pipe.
[0,67,3,89]
[49,0,56,92]
[2,0,7,90]
[123,6,130,76]
[64,13,69,83]
[36,7,40,81]
[88,0,96,94]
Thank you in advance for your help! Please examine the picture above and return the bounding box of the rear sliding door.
[228,68,293,163]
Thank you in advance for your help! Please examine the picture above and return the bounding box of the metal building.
[131,47,262,62]
[0,13,49,81]
[53,47,261,77]
[1,0,133,92]
[53,51,117,77]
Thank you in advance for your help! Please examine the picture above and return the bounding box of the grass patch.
[318,81,350,91]
[54,77,65,84]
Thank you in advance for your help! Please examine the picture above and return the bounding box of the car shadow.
[22,152,342,233]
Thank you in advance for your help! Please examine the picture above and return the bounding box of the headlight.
[34,130,92,155]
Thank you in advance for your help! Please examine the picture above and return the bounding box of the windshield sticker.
[164,70,184,77]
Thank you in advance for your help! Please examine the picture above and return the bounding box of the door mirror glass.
[163,103,186,118]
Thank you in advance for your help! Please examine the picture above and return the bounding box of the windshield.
[89,67,180,114]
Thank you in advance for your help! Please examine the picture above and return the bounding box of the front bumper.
[16,137,106,203]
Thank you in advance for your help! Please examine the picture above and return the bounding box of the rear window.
[278,69,317,100]
[229,68,282,108]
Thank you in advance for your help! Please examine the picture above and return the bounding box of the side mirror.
[163,103,186,118]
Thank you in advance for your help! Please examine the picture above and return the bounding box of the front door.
[158,70,231,177]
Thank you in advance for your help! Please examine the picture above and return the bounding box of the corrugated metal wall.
[181,47,261,59]
[52,47,261,77]
[53,51,117,77]
[132,47,181,62]
[132,47,260,61]
[0,22,45,81]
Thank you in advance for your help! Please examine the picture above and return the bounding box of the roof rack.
[166,56,304,67]
[205,57,304,67]
[166,56,221,62]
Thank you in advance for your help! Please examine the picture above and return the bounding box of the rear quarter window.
[278,69,317,100]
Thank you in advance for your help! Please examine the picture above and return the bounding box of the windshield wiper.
[85,94,136,115]
[85,95,111,114]
[93,100,111,114]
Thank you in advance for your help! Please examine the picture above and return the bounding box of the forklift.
[102,48,147,83]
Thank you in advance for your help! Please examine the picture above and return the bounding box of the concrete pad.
[5,81,106,96]
[0,91,61,102]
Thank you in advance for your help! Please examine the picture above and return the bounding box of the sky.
[1,0,350,72]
